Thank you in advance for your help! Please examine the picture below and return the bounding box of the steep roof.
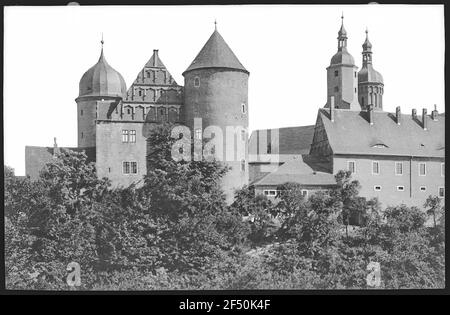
[249,125,315,162]
[183,30,248,75]
[253,155,337,187]
[318,108,445,158]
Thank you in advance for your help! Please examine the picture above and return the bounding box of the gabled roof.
[253,155,337,187]
[318,108,445,158]
[183,30,248,75]
[249,125,315,162]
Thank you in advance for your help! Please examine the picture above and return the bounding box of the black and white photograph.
[3,2,446,296]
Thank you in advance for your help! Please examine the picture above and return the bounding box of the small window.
[241,130,246,141]
[334,70,338,77]
[122,130,129,143]
[334,86,339,92]
[395,162,403,176]
[419,162,426,176]
[355,88,357,93]
[267,143,272,154]
[122,162,130,175]
[147,71,151,78]
[441,163,445,177]
[420,186,426,192]
[131,162,138,174]
[241,159,245,172]
[138,90,142,96]
[108,167,111,173]
[264,190,277,197]
[301,190,308,198]
[374,185,382,191]
[81,132,84,138]
[127,108,131,115]
[372,161,380,175]
[195,128,202,140]
[438,187,445,198]
[241,103,246,114]
[397,186,405,191]
[354,71,357,78]
[130,130,136,143]
[347,161,355,174]
[80,109,83,116]
[194,77,200,87]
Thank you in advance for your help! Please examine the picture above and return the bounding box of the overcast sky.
[4,4,445,175]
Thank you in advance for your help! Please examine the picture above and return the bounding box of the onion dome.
[78,40,127,98]
[330,14,355,66]
[358,29,383,83]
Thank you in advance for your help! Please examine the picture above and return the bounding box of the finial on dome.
[101,32,104,46]
[214,19,217,31]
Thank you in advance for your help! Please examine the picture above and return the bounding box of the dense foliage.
[4,125,445,290]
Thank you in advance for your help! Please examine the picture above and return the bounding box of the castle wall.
[333,154,445,208]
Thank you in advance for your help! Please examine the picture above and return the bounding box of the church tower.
[358,29,384,111]
[183,24,249,203]
[76,38,127,148]
[326,15,359,110]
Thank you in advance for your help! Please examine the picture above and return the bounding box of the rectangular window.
[397,186,405,191]
[419,162,426,176]
[131,162,138,174]
[420,186,426,192]
[438,187,445,198]
[264,190,277,197]
[441,163,445,177]
[347,161,355,174]
[80,109,83,116]
[334,70,338,77]
[241,130,246,141]
[195,128,202,140]
[374,185,382,191]
[395,162,403,175]
[372,161,380,175]
[241,160,245,172]
[122,162,130,175]
[130,130,136,143]
[122,130,129,143]
[301,190,308,198]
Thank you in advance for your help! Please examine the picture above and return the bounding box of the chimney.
[422,108,428,130]
[431,104,439,121]
[153,49,159,67]
[395,106,401,125]
[368,104,374,125]
[53,137,60,157]
[412,108,417,120]
[330,96,335,122]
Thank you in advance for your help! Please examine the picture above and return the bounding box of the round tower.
[182,25,249,202]
[326,14,360,110]
[358,29,384,111]
[76,38,127,148]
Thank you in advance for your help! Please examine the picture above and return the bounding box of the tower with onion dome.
[183,23,249,202]
[325,14,360,110]
[358,29,384,111]
[75,37,127,148]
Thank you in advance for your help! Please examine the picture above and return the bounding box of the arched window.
[241,159,246,172]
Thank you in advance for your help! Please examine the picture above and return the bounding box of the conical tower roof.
[183,29,248,75]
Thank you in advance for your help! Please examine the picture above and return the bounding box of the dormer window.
[371,143,388,148]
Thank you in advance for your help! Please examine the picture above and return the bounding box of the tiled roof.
[253,155,337,187]
[319,108,445,158]
[183,30,248,75]
[249,125,315,162]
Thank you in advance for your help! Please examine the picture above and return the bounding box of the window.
[241,103,246,114]
[122,162,130,174]
[195,128,202,140]
[264,190,277,197]
[441,163,445,177]
[108,167,111,173]
[372,161,380,175]
[122,130,129,143]
[334,86,339,92]
[374,185,382,191]
[81,132,84,138]
[334,70,338,77]
[130,130,136,143]
[301,190,308,198]
[354,71,357,78]
[347,161,355,174]
[420,186,426,192]
[397,186,405,191]
[438,187,445,198]
[395,162,403,176]
[131,162,138,174]
[138,90,142,96]
[80,109,83,116]
[241,130,246,141]
[419,162,426,176]
[267,143,272,154]
[127,108,131,115]
[194,77,200,87]
[241,159,245,172]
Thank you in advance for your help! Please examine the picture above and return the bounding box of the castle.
[25,17,445,208]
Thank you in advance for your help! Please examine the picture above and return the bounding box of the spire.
[362,28,373,66]
[337,13,348,51]
[99,33,105,61]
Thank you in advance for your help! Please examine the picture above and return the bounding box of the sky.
[4,4,445,175]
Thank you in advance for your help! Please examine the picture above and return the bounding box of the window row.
[372,185,444,197]
[347,161,444,177]
[122,130,136,143]
[263,189,308,198]
[122,161,138,175]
